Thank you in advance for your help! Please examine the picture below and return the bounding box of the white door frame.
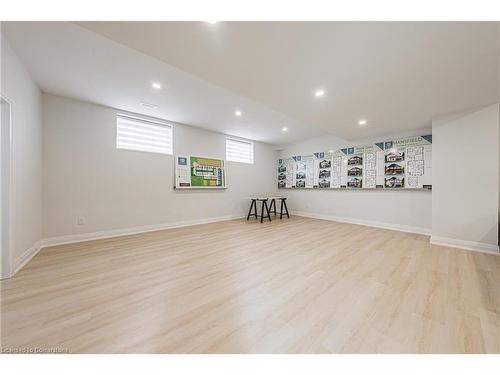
[1,95,14,279]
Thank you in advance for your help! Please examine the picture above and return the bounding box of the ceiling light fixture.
[207,21,218,24]
[315,89,325,97]
[234,110,242,117]
[358,119,367,126]
[282,127,288,132]
[140,102,158,109]
[151,82,162,90]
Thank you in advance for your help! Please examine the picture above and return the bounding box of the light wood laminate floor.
[1,217,499,353]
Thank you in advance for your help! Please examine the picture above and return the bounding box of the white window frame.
[116,113,173,155]
[226,137,254,164]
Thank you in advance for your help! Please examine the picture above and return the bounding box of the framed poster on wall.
[278,157,295,188]
[294,155,314,188]
[313,151,333,188]
[384,135,432,189]
[175,155,226,189]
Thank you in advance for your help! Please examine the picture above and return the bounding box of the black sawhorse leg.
[269,198,277,216]
[247,199,257,220]
[280,198,290,219]
[260,199,272,223]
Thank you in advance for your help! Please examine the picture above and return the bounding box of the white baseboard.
[8,214,499,279]
[430,236,500,255]
[293,211,500,256]
[291,210,431,236]
[42,215,244,247]
[12,239,44,276]
[6,215,244,278]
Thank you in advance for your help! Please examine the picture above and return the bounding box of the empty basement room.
[1,2,500,371]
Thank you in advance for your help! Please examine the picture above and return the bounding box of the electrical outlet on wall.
[77,215,86,226]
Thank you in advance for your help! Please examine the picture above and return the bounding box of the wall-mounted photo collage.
[384,146,405,188]
[313,152,333,189]
[277,135,432,190]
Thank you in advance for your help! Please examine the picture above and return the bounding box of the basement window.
[116,114,173,155]
[226,138,254,164]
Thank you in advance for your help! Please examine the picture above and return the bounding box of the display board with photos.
[175,155,226,189]
[278,135,432,190]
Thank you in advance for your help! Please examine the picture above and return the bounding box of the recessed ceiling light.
[282,127,288,132]
[151,82,162,90]
[315,89,325,97]
[207,21,218,24]
[234,110,242,117]
[358,119,368,126]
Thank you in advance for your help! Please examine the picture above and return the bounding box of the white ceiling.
[3,22,319,146]
[4,21,500,146]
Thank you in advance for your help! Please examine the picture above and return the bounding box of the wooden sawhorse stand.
[247,198,272,223]
[268,197,290,219]
[247,197,289,223]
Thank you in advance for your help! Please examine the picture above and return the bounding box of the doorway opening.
[1,96,13,278]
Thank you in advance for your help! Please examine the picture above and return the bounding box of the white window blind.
[226,138,254,164]
[116,114,173,155]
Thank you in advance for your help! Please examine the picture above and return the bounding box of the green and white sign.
[175,155,226,189]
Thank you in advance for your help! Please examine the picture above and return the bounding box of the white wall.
[42,94,278,240]
[278,133,433,234]
[1,35,43,275]
[432,103,499,252]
